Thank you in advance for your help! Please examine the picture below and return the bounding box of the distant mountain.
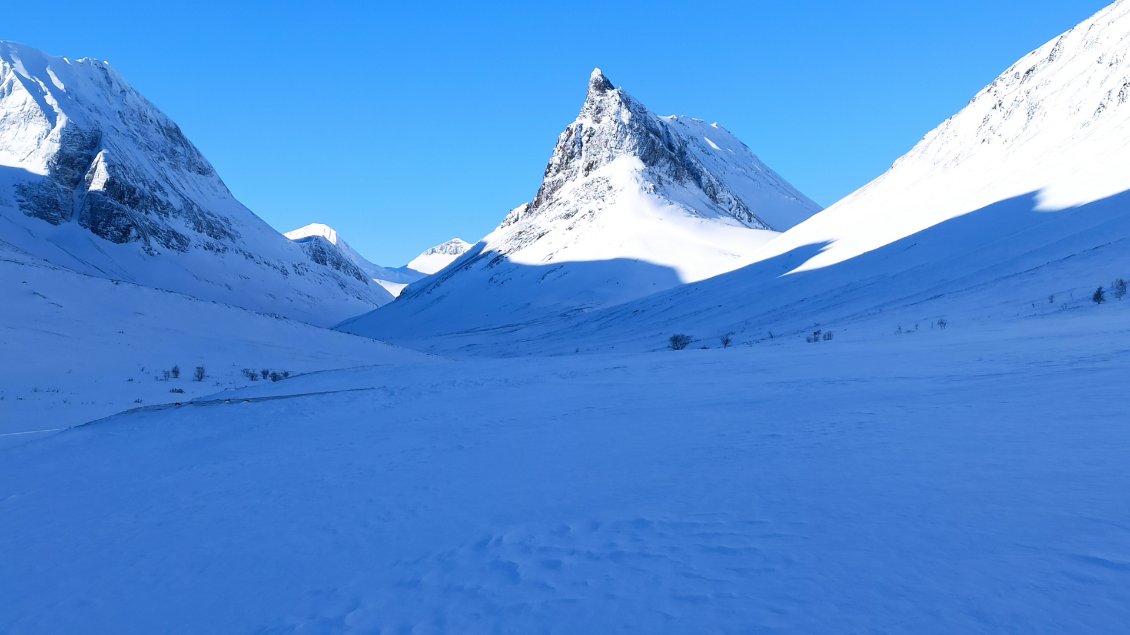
[341,69,820,339]
[407,238,473,275]
[284,225,473,296]
[284,223,424,297]
[0,42,387,326]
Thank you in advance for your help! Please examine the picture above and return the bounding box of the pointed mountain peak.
[588,67,615,97]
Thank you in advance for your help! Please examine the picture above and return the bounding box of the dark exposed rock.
[530,70,767,229]
[293,236,369,283]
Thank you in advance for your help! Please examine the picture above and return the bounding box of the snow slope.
[3,307,1129,632]
[752,0,1130,272]
[0,242,425,436]
[0,42,387,326]
[341,69,820,339]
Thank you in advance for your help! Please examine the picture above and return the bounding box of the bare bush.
[669,334,693,350]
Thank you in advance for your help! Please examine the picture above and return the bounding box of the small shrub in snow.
[669,334,693,350]
[261,369,270,380]
[171,365,180,379]
[1114,278,1127,300]
[823,330,834,341]
[1093,286,1106,304]
[806,329,823,343]
[720,333,733,348]
[193,366,206,382]
[161,370,171,381]
[937,319,948,330]
[169,388,185,394]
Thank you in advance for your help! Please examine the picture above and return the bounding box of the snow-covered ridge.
[754,0,1130,272]
[0,41,388,325]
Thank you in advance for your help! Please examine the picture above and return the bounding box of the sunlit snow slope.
[755,0,1130,272]
[0,42,387,326]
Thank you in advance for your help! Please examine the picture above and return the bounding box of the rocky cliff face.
[2,44,232,251]
[0,42,386,325]
[526,69,814,231]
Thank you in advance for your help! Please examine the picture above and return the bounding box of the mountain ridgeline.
[0,42,388,325]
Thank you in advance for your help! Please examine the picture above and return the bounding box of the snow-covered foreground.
[0,247,424,438]
[3,305,1129,633]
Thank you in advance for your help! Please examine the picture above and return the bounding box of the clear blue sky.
[3,1,1111,265]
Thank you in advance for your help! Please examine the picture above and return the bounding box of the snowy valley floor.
[2,304,1129,633]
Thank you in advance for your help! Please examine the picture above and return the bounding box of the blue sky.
[4,1,1111,264]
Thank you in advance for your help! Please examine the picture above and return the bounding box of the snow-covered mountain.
[426,0,1130,356]
[284,222,425,298]
[341,69,821,338]
[284,225,474,296]
[0,42,388,326]
[750,0,1130,272]
[407,237,472,274]
[344,2,1130,353]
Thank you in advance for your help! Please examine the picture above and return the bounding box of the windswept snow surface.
[2,310,1129,632]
